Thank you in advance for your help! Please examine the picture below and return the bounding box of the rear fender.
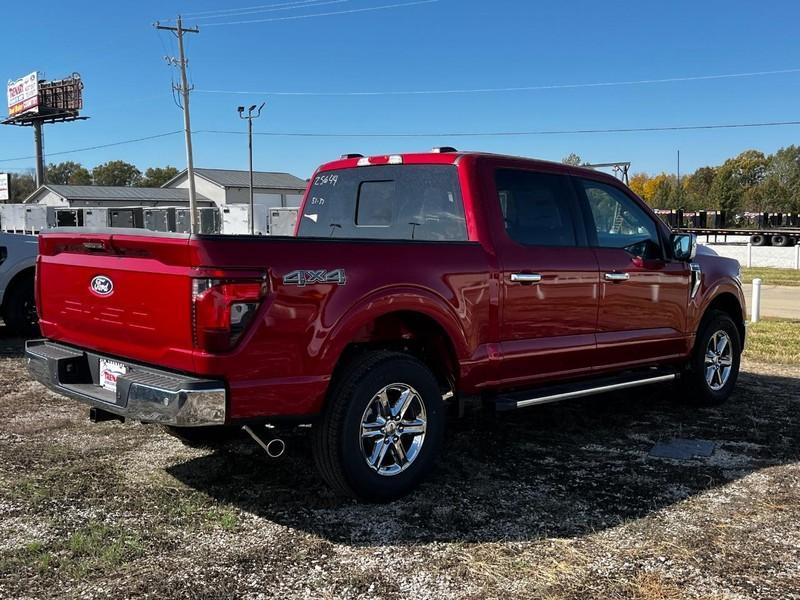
[317,286,470,376]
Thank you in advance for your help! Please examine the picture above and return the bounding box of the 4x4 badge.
[283,269,346,287]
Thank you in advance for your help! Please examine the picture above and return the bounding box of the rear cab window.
[296,165,467,241]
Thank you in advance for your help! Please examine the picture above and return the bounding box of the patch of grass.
[0,521,144,579]
[744,319,800,365]
[212,507,239,531]
[741,267,800,286]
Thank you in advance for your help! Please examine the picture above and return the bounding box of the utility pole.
[238,102,265,235]
[677,150,681,206]
[155,16,199,233]
[33,121,44,186]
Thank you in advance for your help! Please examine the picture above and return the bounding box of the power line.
[173,0,331,19]
[189,0,349,22]
[197,120,800,137]
[202,0,439,26]
[0,131,183,163]
[194,67,800,97]
[2,119,799,164]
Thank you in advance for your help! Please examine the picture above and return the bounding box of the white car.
[0,233,39,336]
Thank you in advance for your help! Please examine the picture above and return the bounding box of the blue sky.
[1,0,799,179]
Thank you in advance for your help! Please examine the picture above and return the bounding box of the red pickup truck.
[27,149,746,501]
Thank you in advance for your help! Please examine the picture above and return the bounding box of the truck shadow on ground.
[168,368,800,545]
[0,327,26,357]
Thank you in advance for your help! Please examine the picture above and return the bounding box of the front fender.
[689,274,746,341]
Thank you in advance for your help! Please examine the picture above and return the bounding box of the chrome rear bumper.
[25,340,226,427]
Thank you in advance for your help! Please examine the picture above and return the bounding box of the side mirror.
[671,232,697,261]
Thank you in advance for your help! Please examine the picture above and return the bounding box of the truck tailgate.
[37,231,196,372]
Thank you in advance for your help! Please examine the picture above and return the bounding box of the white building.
[163,168,307,209]
[23,185,215,208]
[23,168,308,209]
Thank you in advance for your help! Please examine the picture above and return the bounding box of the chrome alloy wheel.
[359,383,427,477]
[705,330,734,391]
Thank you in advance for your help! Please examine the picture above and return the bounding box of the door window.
[578,179,661,258]
[495,169,578,247]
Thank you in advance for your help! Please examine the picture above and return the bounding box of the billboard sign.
[0,174,8,201]
[7,72,39,117]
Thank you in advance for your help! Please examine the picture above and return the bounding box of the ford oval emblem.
[90,275,114,296]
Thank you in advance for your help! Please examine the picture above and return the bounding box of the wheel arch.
[321,291,469,395]
[1,265,35,312]
[702,291,746,346]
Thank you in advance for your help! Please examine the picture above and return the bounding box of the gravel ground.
[700,241,800,269]
[1,333,799,599]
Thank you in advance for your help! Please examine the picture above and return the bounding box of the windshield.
[296,165,467,241]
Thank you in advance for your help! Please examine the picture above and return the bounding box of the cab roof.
[317,150,622,184]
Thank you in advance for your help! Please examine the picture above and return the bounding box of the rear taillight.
[192,277,267,353]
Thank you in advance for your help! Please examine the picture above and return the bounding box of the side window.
[578,179,661,258]
[495,169,578,247]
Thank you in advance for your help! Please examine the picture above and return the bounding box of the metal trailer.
[109,207,144,229]
[679,226,800,246]
[0,204,26,232]
[220,205,250,235]
[174,208,190,233]
[268,207,299,236]
[49,208,84,228]
[173,208,220,234]
[23,205,49,233]
[197,207,220,234]
[83,207,110,228]
[253,204,269,235]
[143,207,175,232]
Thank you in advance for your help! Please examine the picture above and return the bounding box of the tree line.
[565,146,800,214]
[4,161,179,202]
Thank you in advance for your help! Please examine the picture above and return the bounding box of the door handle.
[510,273,542,284]
[604,272,630,282]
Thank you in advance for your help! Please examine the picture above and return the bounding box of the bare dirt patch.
[1,334,798,599]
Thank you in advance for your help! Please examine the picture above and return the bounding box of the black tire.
[749,234,767,246]
[1,273,39,337]
[679,310,741,406]
[771,235,791,247]
[161,425,241,448]
[312,351,445,502]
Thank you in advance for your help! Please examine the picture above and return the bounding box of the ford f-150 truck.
[26,150,746,501]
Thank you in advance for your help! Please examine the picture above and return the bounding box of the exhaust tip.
[242,424,286,459]
[265,438,286,458]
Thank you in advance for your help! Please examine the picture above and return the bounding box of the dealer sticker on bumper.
[99,359,127,393]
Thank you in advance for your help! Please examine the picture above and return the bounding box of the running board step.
[494,368,677,412]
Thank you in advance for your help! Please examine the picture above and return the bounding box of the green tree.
[761,145,800,212]
[8,172,37,202]
[682,166,716,210]
[91,160,142,187]
[650,174,677,209]
[139,166,179,188]
[709,163,740,212]
[46,161,92,185]
[709,150,768,212]
[561,153,583,166]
